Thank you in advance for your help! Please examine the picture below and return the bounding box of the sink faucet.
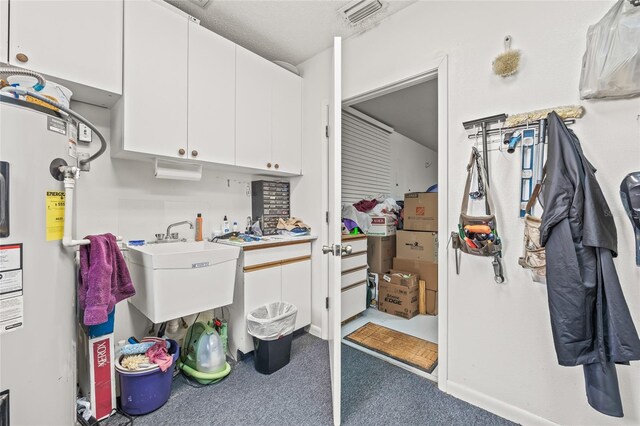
[165,220,194,240]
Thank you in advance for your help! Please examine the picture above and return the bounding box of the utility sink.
[126,242,241,323]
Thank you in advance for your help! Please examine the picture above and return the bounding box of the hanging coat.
[540,112,640,417]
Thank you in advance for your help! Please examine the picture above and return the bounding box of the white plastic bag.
[247,302,297,341]
[579,0,640,99]
[195,330,226,374]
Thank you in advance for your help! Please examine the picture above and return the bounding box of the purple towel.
[79,233,135,326]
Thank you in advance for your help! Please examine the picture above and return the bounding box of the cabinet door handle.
[191,150,198,157]
[267,163,272,168]
[15,53,28,63]
[178,148,186,156]
[274,163,280,170]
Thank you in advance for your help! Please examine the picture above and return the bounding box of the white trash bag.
[247,302,297,341]
[580,0,640,99]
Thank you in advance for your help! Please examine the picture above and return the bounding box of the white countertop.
[213,234,317,249]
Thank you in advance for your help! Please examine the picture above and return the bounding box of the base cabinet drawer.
[341,267,367,289]
[341,282,367,322]
[341,252,367,273]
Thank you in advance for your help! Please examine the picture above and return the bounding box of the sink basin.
[127,241,240,270]
[126,242,241,323]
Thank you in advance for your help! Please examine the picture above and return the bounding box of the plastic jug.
[195,329,226,374]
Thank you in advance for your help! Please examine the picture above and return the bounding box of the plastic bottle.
[195,213,203,241]
[195,329,226,374]
[222,216,231,234]
[232,221,238,232]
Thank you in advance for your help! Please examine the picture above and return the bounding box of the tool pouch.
[452,147,504,283]
[454,148,502,257]
[518,176,547,283]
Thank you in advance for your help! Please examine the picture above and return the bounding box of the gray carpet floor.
[116,333,515,426]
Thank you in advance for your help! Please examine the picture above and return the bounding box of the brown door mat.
[344,322,438,374]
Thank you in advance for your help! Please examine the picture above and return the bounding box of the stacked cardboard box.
[377,272,419,319]
[367,235,396,274]
[395,192,438,316]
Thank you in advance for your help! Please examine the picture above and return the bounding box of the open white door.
[325,36,342,426]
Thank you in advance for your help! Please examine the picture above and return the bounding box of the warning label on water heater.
[0,243,24,334]
[46,191,65,241]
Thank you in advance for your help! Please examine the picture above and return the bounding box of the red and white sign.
[88,334,116,420]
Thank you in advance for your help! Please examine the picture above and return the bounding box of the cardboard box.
[426,289,438,316]
[77,329,116,420]
[367,216,396,236]
[396,230,438,262]
[367,235,396,274]
[393,257,438,291]
[377,272,419,319]
[404,192,438,232]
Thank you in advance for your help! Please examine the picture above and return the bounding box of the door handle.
[323,244,349,256]
[16,53,28,63]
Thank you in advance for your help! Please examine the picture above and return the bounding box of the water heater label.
[0,243,23,335]
[47,116,67,135]
[46,191,65,241]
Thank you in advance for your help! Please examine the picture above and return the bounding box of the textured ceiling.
[352,79,438,151]
[166,0,416,65]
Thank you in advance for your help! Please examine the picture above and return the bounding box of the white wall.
[297,1,640,425]
[71,101,271,343]
[390,131,437,199]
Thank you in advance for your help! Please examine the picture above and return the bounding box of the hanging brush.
[505,105,585,127]
[492,35,521,77]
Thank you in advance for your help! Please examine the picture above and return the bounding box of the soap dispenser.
[195,213,203,241]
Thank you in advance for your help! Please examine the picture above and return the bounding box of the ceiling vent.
[338,0,385,25]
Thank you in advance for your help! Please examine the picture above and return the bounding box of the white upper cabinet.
[8,0,123,105]
[0,1,8,63]
[116,0,188,158]
[188,22,236,165]
[271,66,302,175]
[110,0,302,175]
[236,46,303,175]
[235,46,273,171]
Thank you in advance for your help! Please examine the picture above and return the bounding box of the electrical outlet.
[78,123,92,143]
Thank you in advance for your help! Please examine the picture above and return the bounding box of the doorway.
[330,57,449,404]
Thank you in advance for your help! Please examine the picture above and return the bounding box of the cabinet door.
[188,22,236,165]
[244,266,282,318]
[235,46,272,171]
[8,0,122,94]
[281,259,311,330]
[0,0,8,63]
[123,0,188,158]
[271,66,302,175]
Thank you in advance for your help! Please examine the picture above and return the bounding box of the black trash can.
[247,302,297,375]
[252,333,293,374]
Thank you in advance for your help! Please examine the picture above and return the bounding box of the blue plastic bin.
[87,309,115,338]
[117,339,179,415]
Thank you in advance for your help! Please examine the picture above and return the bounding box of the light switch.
[78,123,92,143]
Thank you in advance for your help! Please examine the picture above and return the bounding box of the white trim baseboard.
[308,324,323,339]
[445,380,558,426]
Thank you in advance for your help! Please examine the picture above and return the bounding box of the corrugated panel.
[342,112,391,204]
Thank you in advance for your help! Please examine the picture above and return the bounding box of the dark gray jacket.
[540,112,640,417]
